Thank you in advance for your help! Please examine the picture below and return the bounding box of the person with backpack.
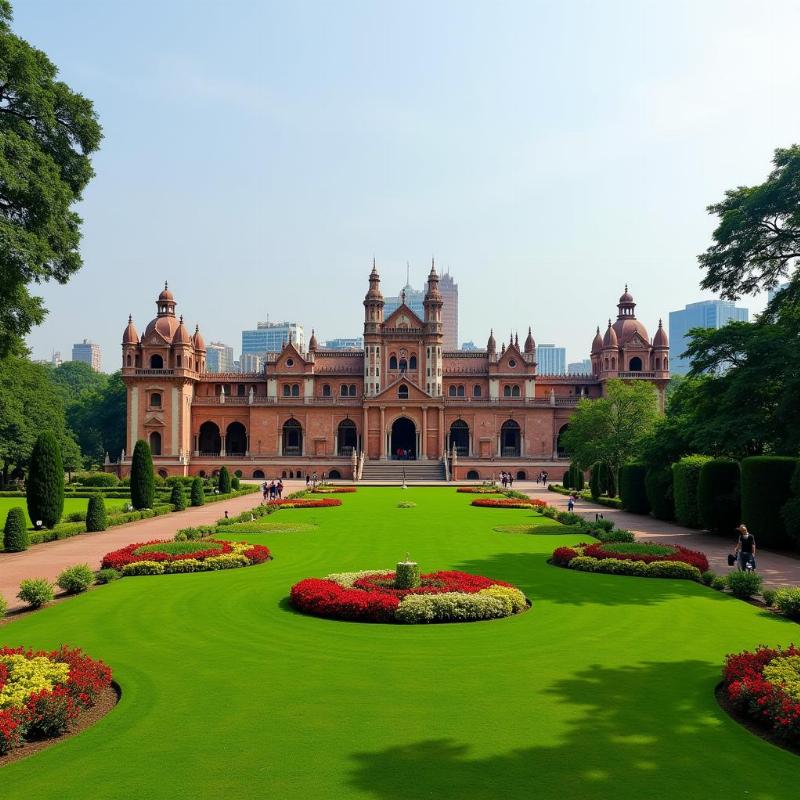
[734,524,757,571]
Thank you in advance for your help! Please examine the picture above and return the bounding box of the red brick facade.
[114,268,669,481]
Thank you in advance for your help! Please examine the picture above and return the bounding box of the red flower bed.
[242,544,271,564]
[312,487,356,494]
[269,498,342,508]
[290,570,518,623]
[101,539,233,570]
[471,498,533,509]
[530,498,548,509]
[457,487,499,494]
[723,645,800,743]
[0,646,112,756]
[552,546,583,566]
[583,542,709,572]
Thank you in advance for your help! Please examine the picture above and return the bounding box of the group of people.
[499,472,516,489]
[395,448,414,460]
[534,471,549,485]
[261,480,284,502]
[305,472,322,489]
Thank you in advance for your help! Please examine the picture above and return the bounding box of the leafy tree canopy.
[0,1,102,355]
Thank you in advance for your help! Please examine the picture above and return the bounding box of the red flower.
[243,544,271,564]
[582,542,710,573]
[101,539,234,570]
[552,547,580,566]
[268,498,342,508]
[471,498,534,508]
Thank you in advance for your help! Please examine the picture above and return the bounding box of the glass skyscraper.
[536,344,566,375]
[241,320,305,356]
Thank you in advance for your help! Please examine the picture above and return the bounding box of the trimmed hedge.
[170,483,186,511]
[645,467,674,521]
[741,456,799,549]
[781,462,800,546]
[130,439,155,509]
[26,431,65,528]
[671,455,710,528]
[218,466,232,494]
[3,506,29,552]
[619,463,650,515]
[698,458,740,534]
[569,464,584,491]
[562,470,571,489]
[85,495,107,532]
[190,477,205,507]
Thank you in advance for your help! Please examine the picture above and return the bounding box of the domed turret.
[487,329,496,354]
[653,319,669,348]
[591,326,603,354]
[158,281,175,302]
[365,259,383,300]
[145,282,180,341]
[602,319,618,348]
[612,284,649,344]
[619,284,634,304]
[122,315,139,345]
[308,329,318,351]
[172,315,192,345]
[524,326,535,353]
[193,324,206,352]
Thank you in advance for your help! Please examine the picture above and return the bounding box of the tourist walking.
[501,472,507,489]
[508,473,514,488]
[567,495,575,512]
[261,481,269,503]
[734,524,757,571]
[277,480,283,499]
[306,474,311,489]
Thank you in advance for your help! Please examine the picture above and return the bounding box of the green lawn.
[0,497,131,529]
[2,488,798,798]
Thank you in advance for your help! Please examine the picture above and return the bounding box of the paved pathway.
[0,488,271,613]
[522,483,800,589]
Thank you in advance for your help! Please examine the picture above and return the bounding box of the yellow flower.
[0,654,70,709]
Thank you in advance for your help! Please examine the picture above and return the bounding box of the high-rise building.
[206,342,235,373]
[536,344,566,375]
[239,352,264,373]
[72,339,102,371]
[324,337,364,350]
[51,351,63,368]
[384,267,458,349]
[460,341,479,351]
[668,300,749,375]
[242,319,305,356]
[567,359,592,375]
[768,282,791,302]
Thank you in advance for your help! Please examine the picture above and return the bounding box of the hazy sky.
[17,0,800,369]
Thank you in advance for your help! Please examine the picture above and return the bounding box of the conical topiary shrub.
[170,483,186,511]
[130,439,154,510]
[26,431,65,528]
[218,466,231,494]
[190,476,205,507]
[3,507,29,552]
[85,495,107,532]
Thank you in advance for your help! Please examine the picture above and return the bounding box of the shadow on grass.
[450,551,730,608]
[346,659,783,800]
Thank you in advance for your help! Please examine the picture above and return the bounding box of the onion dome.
[653,319,669,348]
[602,319,618,348]
[122,315,139,345]
[619,284,634,304]
[158,281,174,302]
[365,258,383,300]
[193,324,206,352]
[309,329,318,351]
[172,315,192,345]
[591,326,603,354]
[612,285,649,344]
[144,314,180,341]
[487,329,496,354]
[524,326,535,353]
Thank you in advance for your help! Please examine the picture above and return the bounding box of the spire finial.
[406,260,410,285]
[179,314,183,324]
[608,318,612,327]
[165,280,169,290]
[195,323,199,333]
[625,283,628,292]
[658,318,663,327]
[128,314,133,324]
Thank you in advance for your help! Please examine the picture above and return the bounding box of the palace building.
[114,264,669,481]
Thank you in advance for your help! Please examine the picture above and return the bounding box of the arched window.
[457,385,465,397]
[198,470,206,478]
[629,356,643,372]
[189,357,193,370]
[409,354,417,369]
[329,469,341,479]
[399,358,407,372]
[322,384,331,397]
[389,355,398,370]
[466,469,479,480]
[665,357,669,368]
[150,392,161,408]
[225,421,247,456]
[557,424,569,458]
[283,384,291,397]
[349,384,357,396]
[448,385,457,397]
[253,469,265,479]
[291,384,300,397]
[149,431,162,456]
[282,418,302,456]
[398,385,409,399]
[150,354,163,369]
[449,420,469,456]
[473,385,482,398]
[176,355,182,367]
[337,419,357,455]
[511,385,520,397]
[158,469,168,479]
[198,421,221,456]
[516,470,526,480]
[500,419,521,457]
[655,357,661,370]
[126,354,132,367]
[340,384,348,396]
[611,357,617,370]
[503,385,511,397]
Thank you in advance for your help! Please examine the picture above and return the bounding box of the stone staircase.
[360,460,446,482]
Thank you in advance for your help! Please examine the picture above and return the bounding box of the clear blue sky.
[17,0,800,369]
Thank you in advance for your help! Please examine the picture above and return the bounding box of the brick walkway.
[0,487,273,613]
[522,483,800,589]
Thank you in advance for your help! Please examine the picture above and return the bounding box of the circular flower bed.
[552,541,708,580]
[312,486,356,494]
[0,646,112,756]
[471,497,535,509]
[290,569,529,624]
[101,538,271,576]
[722,645,800,747]
[269,497,342,508]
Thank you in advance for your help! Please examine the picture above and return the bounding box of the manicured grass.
[597,542,676,556]
[1,488,798,798]
[133,541,226,556]
[0,497,131,529]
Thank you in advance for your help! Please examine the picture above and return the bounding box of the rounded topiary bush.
[26,431,65,529]
[645,466,674,521]
[56,563,94,594]
[85,495,107,532]
[619,463,650,515]
[218,466,232,494]
[698,458,740,534]
[3,506,29,552]
[741,456,799,549]
[17,578,55,608]
[170,483,186,511]
[130,439,155,510]
[190,476,205,507]
[231,476,240,490]
[672,455,710,528]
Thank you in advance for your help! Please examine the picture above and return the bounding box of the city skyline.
[18,1,793,367]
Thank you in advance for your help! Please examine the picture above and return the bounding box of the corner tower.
[363,259,384,397]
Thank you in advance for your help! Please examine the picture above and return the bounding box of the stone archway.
[225,421,247,456]
[500,420,521,457]
[449,420,469,456]
[198,422,221,456]
[390,417,416,459]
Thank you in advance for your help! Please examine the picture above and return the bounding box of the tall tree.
[26,430,64,528]
[561,379,659,492]
[0,1,102,355]
[130,439,154,510]
[699,145,800,300]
